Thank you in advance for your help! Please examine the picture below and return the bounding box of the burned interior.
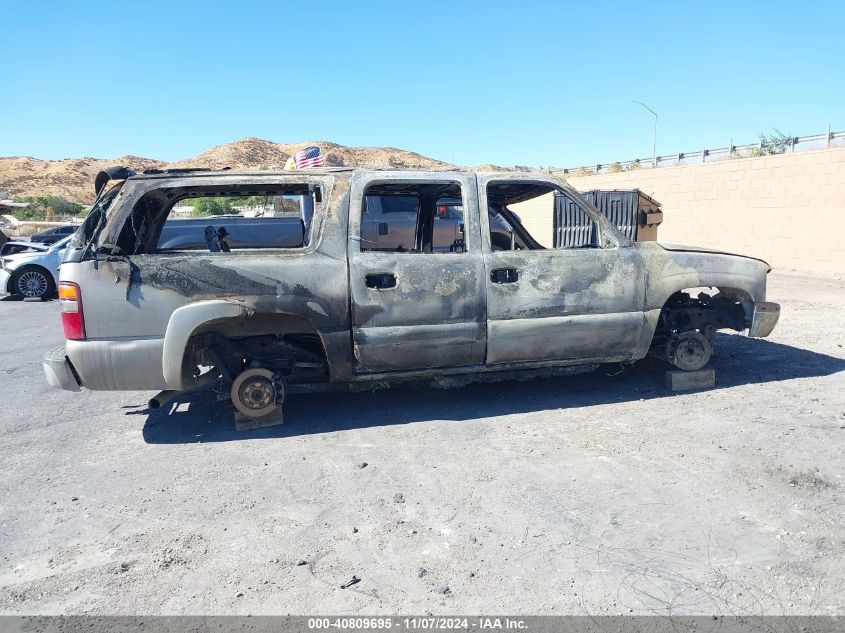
[360,181,466,253]
[356,180,601,255]
[486,182,600,250]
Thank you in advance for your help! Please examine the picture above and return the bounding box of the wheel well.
[190,312,319,338]
[12,263,52,276]
[655,286,752,339]
[183,313,330,386]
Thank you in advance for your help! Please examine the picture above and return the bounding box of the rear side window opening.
[361,181,467,254]
[111,184,322,255]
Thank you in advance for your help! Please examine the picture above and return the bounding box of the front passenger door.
[479,174,646,365]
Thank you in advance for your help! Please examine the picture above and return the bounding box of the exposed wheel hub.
[230,368,284,418]
[671,331,712,371]
[241,379,274,410]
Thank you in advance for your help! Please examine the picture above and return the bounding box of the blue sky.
[1,0,842,167]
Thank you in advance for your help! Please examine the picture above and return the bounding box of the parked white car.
[0,235,71,299]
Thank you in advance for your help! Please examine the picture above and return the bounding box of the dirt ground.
[0,270,843,616]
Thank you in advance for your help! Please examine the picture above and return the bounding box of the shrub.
[10,196,85,221]
[752,129,793,156]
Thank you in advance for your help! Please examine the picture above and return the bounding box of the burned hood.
[657,243,771,269]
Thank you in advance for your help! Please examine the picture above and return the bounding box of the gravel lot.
[0,270,843,616]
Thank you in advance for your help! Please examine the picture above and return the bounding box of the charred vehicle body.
[43,168,780,422]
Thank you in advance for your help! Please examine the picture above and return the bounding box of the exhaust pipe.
[148,368,221,410]
[148,390,180,410]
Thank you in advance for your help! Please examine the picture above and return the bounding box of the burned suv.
[43,167,780,424]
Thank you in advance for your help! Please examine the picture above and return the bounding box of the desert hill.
[0,155,166,203]
[167,138,454,172]
[0,138,460,204]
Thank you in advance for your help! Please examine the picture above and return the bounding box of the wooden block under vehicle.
[234,409,284,432]
[665,368,716,392]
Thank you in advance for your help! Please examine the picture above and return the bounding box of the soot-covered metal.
[48,167,780,421]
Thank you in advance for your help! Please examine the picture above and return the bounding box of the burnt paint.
[61,168,776,392]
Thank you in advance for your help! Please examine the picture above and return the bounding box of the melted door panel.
[477,173,646,365]
[484,247,645,364]
[348,173,486,373]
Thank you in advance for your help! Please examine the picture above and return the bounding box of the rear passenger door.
[348,173,487,373]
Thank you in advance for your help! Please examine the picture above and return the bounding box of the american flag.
[294,146,326,169]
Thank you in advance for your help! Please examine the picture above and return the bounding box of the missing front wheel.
[668,331,712,371]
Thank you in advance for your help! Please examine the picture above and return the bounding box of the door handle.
[490,267,518,284]
[365,273,397,289]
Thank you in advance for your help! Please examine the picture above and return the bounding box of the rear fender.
[162,300,254,390]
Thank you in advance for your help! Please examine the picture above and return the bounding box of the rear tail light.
[58,282,86,340]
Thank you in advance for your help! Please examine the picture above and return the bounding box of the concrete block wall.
[562,146,845,274]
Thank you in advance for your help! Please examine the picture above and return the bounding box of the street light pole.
[633,100,658,167]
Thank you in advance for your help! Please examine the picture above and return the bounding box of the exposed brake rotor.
[670,331,712,371]
[230,368,283,418]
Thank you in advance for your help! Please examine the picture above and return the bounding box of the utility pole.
[633,100,658,167]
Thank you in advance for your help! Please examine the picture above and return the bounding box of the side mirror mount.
[94,166,136,197]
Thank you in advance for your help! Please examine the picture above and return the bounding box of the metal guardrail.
[560,128,845,176]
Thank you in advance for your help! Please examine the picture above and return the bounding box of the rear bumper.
[43,347,81,392]
[64,337,167,390]
[749,301,780,338]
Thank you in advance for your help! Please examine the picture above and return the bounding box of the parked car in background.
[29,225,78,245]
[1,240,50,257]
[0,236,71,298]
[158,215,306,251]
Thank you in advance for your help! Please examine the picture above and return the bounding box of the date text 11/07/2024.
[307,617,527,630]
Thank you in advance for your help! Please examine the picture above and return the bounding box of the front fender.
[641,244,770,309]
[162,299,254,390]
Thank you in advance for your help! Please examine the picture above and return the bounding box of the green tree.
[189,197,231,216]
[752,129,793,156]
[188,196,271,217]
[10,196,85,220]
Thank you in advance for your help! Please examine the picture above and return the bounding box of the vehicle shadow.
[0,295,55,302]
[141,334,845,444]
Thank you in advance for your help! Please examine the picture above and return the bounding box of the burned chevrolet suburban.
[43,167,780,421]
